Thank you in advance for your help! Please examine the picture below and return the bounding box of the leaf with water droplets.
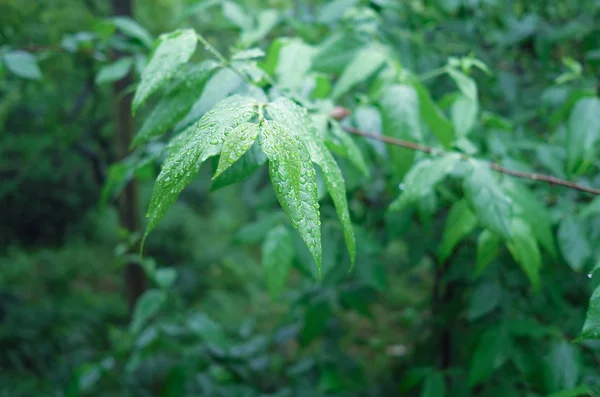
[132,29,198,114]
[259,120,322,275]
[133,62,218,147]
[267,97,355,266]
[214,122,260,178]
[143,95,257,245]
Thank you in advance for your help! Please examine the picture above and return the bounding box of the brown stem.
[342,126,600,195]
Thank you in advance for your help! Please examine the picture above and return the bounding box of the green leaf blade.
[259,121,322,274]
[132,29,198,113]
[331,46,387,99]
[95,57,133,85]
[214,122,260,178]
[262,225,294,297]
[438,199,477,262]
[3,50,42,80]
[463,162,512,240]
[143,95,256,242]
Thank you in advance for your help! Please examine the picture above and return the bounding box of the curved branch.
[341,126,600,196]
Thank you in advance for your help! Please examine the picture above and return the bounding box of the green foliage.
[4,0,600,396]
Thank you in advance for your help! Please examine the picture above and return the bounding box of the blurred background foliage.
[1,0,600,396]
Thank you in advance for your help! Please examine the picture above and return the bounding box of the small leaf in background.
[231,48,265,61]
[547,386,594,397]
[544,340,582,392]
[451,95,478,138]
[353,105,385,156]
[155,268,177,289]
[187,312,229,349]
[130,289,166,334]
[558,218,591,272]
[300,300,330,346]
[214,122,260,178]
[262,225,294,297]
[579,196,600,219]
[379,84,423,177]
[463,162,512,240]
[467,282,503,320]
[311,32,366,74]
[503,179,557,258]
[331,46,387,99]
[328,122,369,176]
[507,218,542,289]
[447,68,478,101]
[112,16,154,48]
[438,199,477,262]
[95,57,133,85]
[133,62,218,147]
[580,283,600,339]
[259,121,322,275]
[274,39,314,92]
[469,328,510,387]
[317,0,359,23]
[390,154,459,211]
[476,230,500,275]
[421,371,445,397]
[222,0,252,29]
[2,50,42,80]
[566,97,600,174]
[132,29,198,113]
[408,76,455,147]
[240,9,279,47]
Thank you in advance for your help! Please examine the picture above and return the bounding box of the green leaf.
[95,57,133,85]
[144,95,256,243]
[506,218,542,289]
[438,199,477,262]
[409,77,454,147]
[421,372,445,397]
[132,29,198,113]
[240,9,279,46]
[544,340,582,392]
[468,329,510,387]
[317,0,359,23]
[130,289,166,334]
[557,218,591,272]
[328,122,369,176]
[2,50,42,80]
[214,122,260,178]
[259,120,322,274]
[502,179,557,258]
[231,48,266,61]
[580,283,600,339]
[211,142,267,191]
[267,97,355,266]
[379,84,423,177]
[261,225,294,297]
[112,16,154,48]
[222,0,252,29]
[274,39,314,92]
[547,386,594,397]
[579,196,600,219]
[389,154,459,211]
[567,97,600,174]
[331,46,387,99]
[133,62,217,147]
[463,162,512,240]
[311,32,366,74]
[300,300,330,345]
[451,95,478,138]
[155,268,177,289]
[447,68,478,102]
[467,282,502,320]
[476,230,500,275]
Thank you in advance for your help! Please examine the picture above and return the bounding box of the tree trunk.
[112,0,147,315]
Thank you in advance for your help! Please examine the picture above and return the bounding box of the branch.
[339,125,600,196]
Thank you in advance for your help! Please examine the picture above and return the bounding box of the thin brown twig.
[342,126,600,196]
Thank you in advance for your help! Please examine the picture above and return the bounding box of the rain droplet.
[588,273,593,279]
